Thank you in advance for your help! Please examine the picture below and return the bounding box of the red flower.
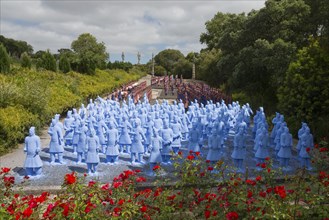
[259,191,267,198]
[200,172,205,177]
[267,168,271,173]
[23,207,33,217]
[178,151,182,155]
[24,175,30,180]
[88,181,96,187]
[319,171,327,180]
[246,179,256,186]
[153,165,160,171]
[167,194,176,201]
[1,167,10,174]
[118,199,125,205]
[136,177,146,182]
[213,210,218,216]
[247,190,253,198]
[206,160,210,163]
[4,176,15,186]
[187,155,195,160]
[64,172,76,185]
[207,166,214,171]
[205,210,211,219]
[274,185,286,199]
[189,150,193,154]
[195,151,201,156]
[320,147,328,152]
[265,157,270,161]
[314,143,319,148]
[266,187,273,193]
[135,169,141,173]
[256,176,262,181]
[113,182,123,188]
[140,206,148,212]
[260,163,266,168]
[306,147,311,152]
[226,211,239,220]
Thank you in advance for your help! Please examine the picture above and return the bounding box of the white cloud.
[1,0,265,63]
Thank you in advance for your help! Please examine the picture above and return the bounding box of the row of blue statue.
[23,93,314,176]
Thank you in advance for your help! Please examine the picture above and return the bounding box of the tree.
[154,49,185,74]
[278,39,329,138]
[173,58,192,79]
[37,50,56,72]
[21,52,32,69]
[0,44,10,74]
[71,33,109,75]
[59,54,71,73]
[0,35,33,58]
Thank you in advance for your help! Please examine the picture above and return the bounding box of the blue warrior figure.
[299,127,314,170]
[85,130,100,175]
[161,119,174,163]
[149,128,163,171]
[255,127,269,170]
[105,121,119,164]
[206,127,221,163]
[95,115,108,154]
[188,122,201,153]
[170,115,182,154]
[76,121,88,164]
[48,119,64,164]
[63,110,74,146]
[71,115,81,154]
[144,115,154,155]
[24,127,43,176]
[130,120,146,164]
[231,126,246,173]
[278,127,293,170]
[118,115,132,154]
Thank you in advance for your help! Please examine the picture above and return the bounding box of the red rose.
[64,172,76,185]
[23,207,33,217]
[1,167,10,174]
[259,191,267,198]
[178,151,182,155]
[206,160,210,163]
[320,148,328,152]
[187,155,195,160]
[88,181,96,187]
[195,151,201,156]
[261,163,266,168]
[153,165,160,171]
[207,166,214,171]
[204,210,211,219]
[306,147,311,152]
[265,157,270,161]
[136,177,146,182]
[256,176,262,181]
[226,211,239,220]
[140,206,148,212]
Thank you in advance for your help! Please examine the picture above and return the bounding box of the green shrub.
[59,55,71,73]
[0,44,10,74]
[0,106,39,154]
[20,52,32,69]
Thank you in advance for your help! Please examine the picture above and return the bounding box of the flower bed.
[1,141,328,219]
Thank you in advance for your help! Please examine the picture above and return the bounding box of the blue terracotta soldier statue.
[161,119,174,163]
[255,127,269,170]
[231,126,246,173]
[85,130,100,175]
[76,121,88,164]
[105,121,119,164]
[48,119,65,164]
[149,128,163,171]
[130,120,146,164]
[278,127,293,170]
[206,127,221,163]
[299,127,314,170]
[63,110,74,146]
[118,115,132,154]
[24,127,43,176]
[170,115,182,154]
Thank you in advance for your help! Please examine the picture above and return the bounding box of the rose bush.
[0,140,328,219]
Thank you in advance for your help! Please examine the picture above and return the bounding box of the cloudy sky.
[1,0,265,64]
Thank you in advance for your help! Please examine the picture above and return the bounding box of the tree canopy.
[71,33,109,75]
